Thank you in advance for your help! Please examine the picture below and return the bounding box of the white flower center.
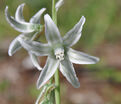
[54,48,64,61]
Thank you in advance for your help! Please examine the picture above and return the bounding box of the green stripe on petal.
[18,36,50,56]
[44,14,62,45]
[68,48,100,64]
[15,3,25,22]
[37,57,59,89]
[30,8,46,24]
[23,32,38,40]
[8,31,38,56]
[8,36,22,56]
[60,56,80,88]
[29,53,42,70]
[63,16,86,47]
[5,6,36,33]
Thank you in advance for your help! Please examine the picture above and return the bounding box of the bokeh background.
[0,0,121,104]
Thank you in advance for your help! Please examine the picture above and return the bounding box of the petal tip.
[42,8,46,11]
[8,45,13,56]
[5,6,8,9]
[82,15,85,19]
[37,67,42,71]
[20,3,25,9]
[5,6,8,14]
[96,57,100,63]
[35,65,42,71]
[81,16,86,23]
[8,51,12,56]
[18,3,25,8]
[36,81,41,90]
[74,83,80,88]
[41,8,46,14]
[44,14,50,19]
[72,79,80,88]
[55,0,64,11]
[44,14,53,25]
[91,57,100,64]
[21,3,25,6]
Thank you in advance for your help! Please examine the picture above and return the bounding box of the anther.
[54,48,64,61]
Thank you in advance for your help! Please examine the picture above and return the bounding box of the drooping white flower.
[5,3,46,70]
[18,14,99,89]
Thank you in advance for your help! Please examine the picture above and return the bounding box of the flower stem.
[52,0,60,104]
[54,69,60,104]
[52,0,57,24]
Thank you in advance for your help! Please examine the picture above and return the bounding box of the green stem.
[54,69,60,104]
[52,0,57,24]
[52,0,60,104]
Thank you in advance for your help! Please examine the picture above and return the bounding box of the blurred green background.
[0,0,121,104]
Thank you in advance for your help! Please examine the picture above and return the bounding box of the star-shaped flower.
[18,14,99,89]
[5,3,46,70]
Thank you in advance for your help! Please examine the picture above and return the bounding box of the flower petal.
[23,31,38,40]
[5,6,37,33]
[15,3,25,22]
[60,56,80,88]
[37,57,59,89]
[18,36,50,56]
[8,36,22,56]
[55,0,64,12]
[8,31,37,56]
[29,53,42,70]
[63,16,86,47]
[44,14,62,45]
[30,8,46,24]
[68,48,100,64]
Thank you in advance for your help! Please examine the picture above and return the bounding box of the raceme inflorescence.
[5,0,99,103]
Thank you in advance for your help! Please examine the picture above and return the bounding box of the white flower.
[18,14,99,89]
[5,3,46,70]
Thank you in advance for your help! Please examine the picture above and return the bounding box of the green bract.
[5,3,46,70]
[18,14,99,89]
[35,84,55,104]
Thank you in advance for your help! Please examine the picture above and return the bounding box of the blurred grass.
[0,80,10,93]
[94,67,121,83]
[28,85,40,98]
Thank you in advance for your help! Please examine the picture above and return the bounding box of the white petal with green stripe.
[68,48,100,64]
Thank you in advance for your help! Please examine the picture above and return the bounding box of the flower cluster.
[5,3,46,70]
[5,1,99,90]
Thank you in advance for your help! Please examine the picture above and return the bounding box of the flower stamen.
[54,48,64,61]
